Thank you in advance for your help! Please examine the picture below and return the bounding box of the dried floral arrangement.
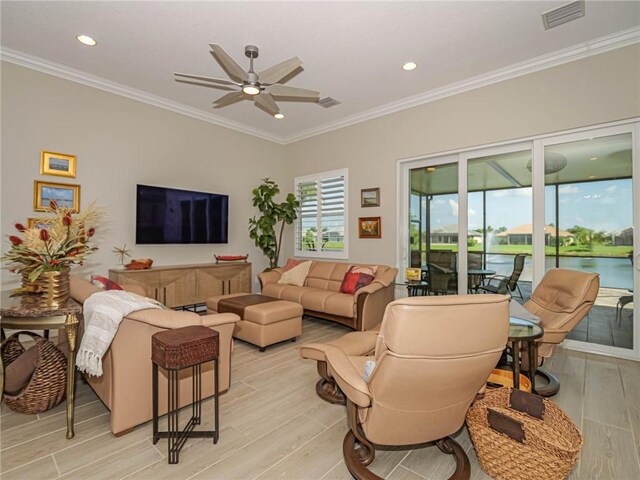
[2,200,103,282]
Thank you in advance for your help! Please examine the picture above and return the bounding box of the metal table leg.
[512,340,521,390]
[64,314,79,439]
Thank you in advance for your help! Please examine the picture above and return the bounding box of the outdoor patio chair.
[478,253,526,298]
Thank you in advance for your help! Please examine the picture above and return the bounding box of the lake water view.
[486,254,634,290]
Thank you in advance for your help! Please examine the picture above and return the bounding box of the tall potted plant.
[249,178,300,269]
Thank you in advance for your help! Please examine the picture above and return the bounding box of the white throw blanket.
[76,290,165,376]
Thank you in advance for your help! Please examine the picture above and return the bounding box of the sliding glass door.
[398,121,639,360]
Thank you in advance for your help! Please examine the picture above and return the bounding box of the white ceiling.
[2,1,639,143]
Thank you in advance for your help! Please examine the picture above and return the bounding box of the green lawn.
[428,243,631,257]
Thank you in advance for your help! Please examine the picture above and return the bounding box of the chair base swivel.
[343,400,470,480]
[315,361,346,405]
[343,432,470,480]
[534,368,560,397]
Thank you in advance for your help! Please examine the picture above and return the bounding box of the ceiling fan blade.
[175,79,237,92]
[254,92,280,116]
[213,91,245,108]
[174,73,240,86]
[267,84,319,101]
[209,44,247,83]
[258,57,302,85]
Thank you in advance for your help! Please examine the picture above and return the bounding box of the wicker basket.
[467,388,583,480]
[1,331,67,414]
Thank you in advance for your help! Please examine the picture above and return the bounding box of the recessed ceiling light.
[274,113,284,119]
[242,85,260,95]
[589,175,597,179]
[590,157,598,161]
[402,62,418,71]
[426,167,436,172]
[76,35,97,46]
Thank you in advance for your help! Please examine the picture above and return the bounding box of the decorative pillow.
[277,260,313,286]
[349,265,378,276]
[340,266,375,295]
[90,275,124,291]
[283,258,305,272]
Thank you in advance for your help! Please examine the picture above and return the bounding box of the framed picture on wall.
[358,216,381,238]
[34,181,80,212]
[40,151,77,178]
[360,187,380,207]
[27,217,52,229]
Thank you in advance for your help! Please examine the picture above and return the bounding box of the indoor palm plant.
[249,178,300,269]
[3,200,102,305]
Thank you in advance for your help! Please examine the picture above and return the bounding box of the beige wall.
[2,45,639,289]
[1,63,287,289]
[284,45,640,267]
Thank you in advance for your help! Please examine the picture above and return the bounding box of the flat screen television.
[136,184,228,244]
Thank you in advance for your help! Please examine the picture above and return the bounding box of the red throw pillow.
[340,267,375,295]
[283,258,305,272]
[90,275,123,291]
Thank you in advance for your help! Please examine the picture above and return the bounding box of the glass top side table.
[1,291,82,439]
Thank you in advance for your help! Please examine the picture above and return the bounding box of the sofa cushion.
[91,275,123,291]
[283,258,305,272]
[263,283,356,318]
[278,260,312,286]
[322,292,356,318]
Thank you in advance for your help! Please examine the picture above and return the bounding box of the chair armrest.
[324,346,372,408]
[200,313,240,328]
[121,284,146,296]
[354,281,384,298]
[258,269,283,289]
[484,275,509,286]
[126,309,202,329]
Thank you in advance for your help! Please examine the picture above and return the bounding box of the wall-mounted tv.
[136,184,228,244]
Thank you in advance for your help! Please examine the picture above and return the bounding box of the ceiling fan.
[175,44,320,118]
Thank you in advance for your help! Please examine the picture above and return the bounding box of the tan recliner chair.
[325,295,510,480]
[67,276,240,435]
[523,268,599,396]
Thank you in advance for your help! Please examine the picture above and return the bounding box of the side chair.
[324,295,510,480]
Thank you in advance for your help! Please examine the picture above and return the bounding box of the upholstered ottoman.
[207,294,303,352]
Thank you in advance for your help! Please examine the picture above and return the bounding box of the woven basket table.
[467,388,583,480]
[151,325,219,464]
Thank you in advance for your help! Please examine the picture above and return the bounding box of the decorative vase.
[21,268,70,308]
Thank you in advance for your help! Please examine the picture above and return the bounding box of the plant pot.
[22,268,70,308]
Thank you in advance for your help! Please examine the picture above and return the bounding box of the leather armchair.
[66,276,240,435]
[523,268,599,396]
[325,295,510,480]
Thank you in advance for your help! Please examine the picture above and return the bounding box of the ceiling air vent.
[318,97,341,108]
[542,0,585,30]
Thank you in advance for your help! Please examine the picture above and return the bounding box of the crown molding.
[0,47,285,144]
[281,26,640,144]
[2,26,639,146]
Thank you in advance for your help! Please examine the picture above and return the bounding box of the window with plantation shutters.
[294,169,348,259]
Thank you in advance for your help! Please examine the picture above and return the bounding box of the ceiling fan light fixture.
[274,113,285,119]
[242,85,260,96]
[76,34,97,46]
[402,62,418,71]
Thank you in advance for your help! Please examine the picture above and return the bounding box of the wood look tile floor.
[1,317,639,480]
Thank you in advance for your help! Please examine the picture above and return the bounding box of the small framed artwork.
[361,187,380,207]
[358,216,381,239]
[27,217,52,229]
[34,181,80,212]
[41,151,77,178]
[405,268,422,281]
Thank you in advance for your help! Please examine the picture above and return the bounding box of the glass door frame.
[397,119,640,361]
[535,123,639,361]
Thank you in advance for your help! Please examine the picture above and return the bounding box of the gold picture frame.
[361,187,380,207]
[34,181,80,212]
[27,217,52,229]
[41,151,77,178]
[358,216,381,239]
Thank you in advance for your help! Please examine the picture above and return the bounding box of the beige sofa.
[258,261,397,331]
[68,276,239,435]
